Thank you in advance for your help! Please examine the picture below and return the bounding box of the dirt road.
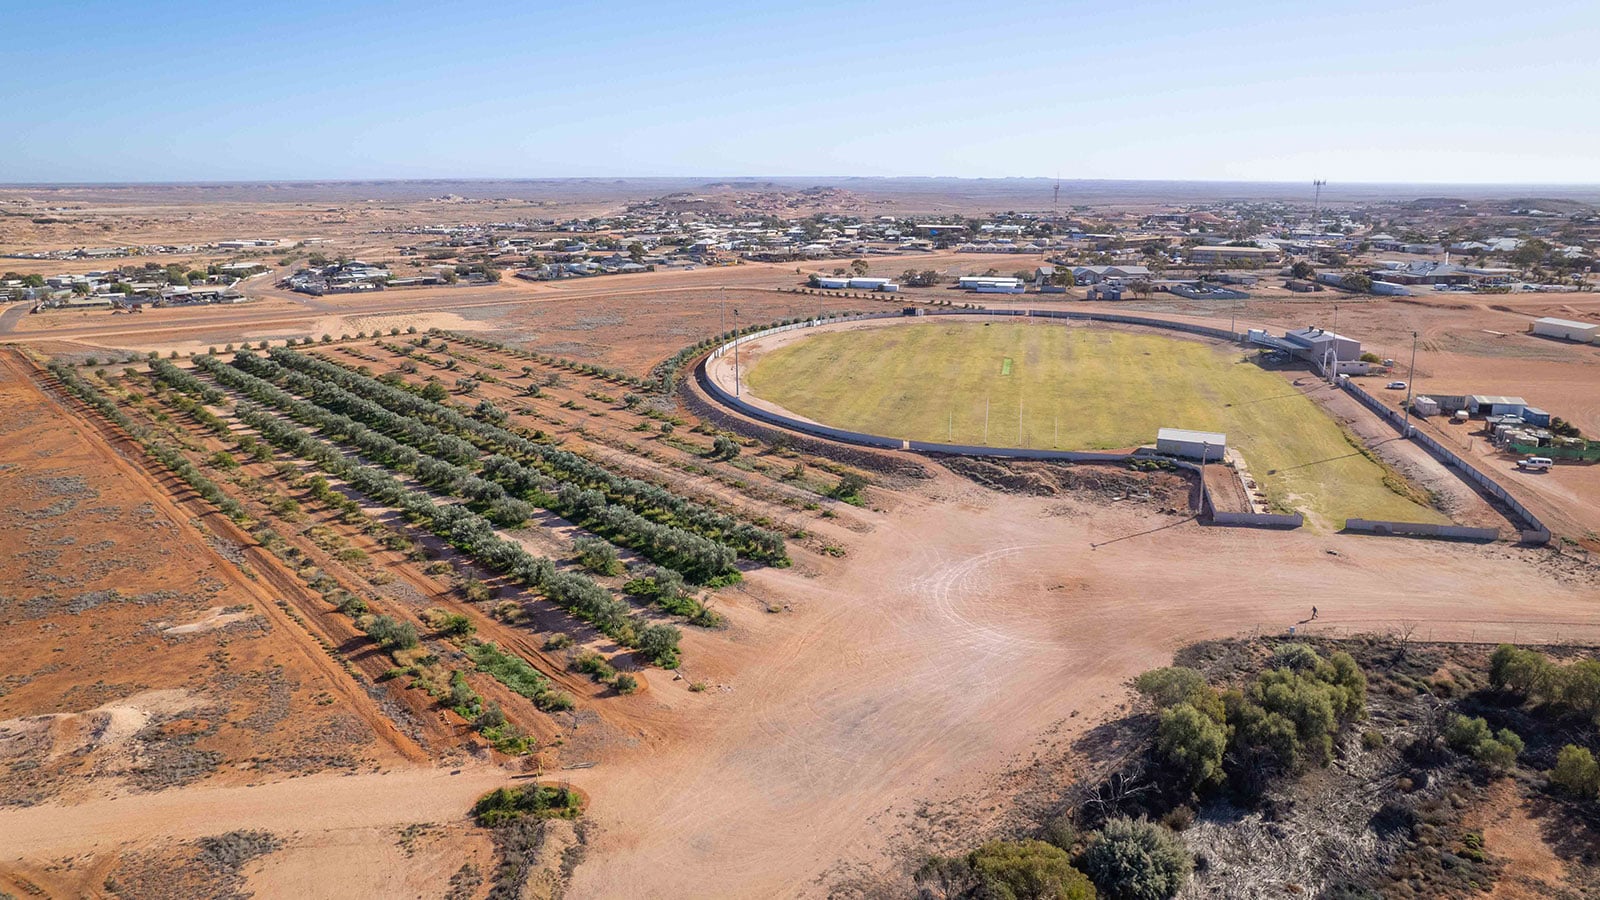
[0,764,513,860]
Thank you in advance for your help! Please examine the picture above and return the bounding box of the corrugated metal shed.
[1156,428,1226,461]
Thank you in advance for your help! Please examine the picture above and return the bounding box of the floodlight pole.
[1402,330,1418,437]
[733,306,741,397]
[1199,441,1210,519]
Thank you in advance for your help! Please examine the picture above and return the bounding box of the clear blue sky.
[2,0,1596,184]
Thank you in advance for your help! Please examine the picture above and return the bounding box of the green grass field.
[747,320,1444,527]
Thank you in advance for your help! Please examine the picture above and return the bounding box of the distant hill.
[1,177,1597,210]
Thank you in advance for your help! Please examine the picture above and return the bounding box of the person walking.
[1311,606,1319,621]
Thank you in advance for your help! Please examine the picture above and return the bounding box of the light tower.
[1312,179,1327,232]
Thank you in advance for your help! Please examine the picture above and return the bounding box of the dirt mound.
[939,457,1190,508]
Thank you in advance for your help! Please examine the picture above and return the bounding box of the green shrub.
[575,537,623,576]
[710,434,740,460]
[463,640,551,703]
[1478,730,1525,772]
[540,690,576,711]
[831,472,868,502]
[1134,667,1222,721]
[636,622,681,668]
[969,840,1096,900]
[1490,644,1554,698]
[1155,703,1226,789]
[614,673,639,694]
[1272,643,1322,671]
[364,614,418,650]
[572,650,617,681]
[1226,647,1366,777]
[471,785,582,826]
[1550,744,1600,797]
[432,611,475,637]
[448,670,482,715]
[1078,818,1190,900]
[1444,714,1524,772]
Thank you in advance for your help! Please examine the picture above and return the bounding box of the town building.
[1186,246,1281,265]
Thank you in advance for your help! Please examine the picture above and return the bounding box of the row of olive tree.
[230,399,680,666]
[267,346,786,567]
[49,363,251,524]
[432,330,653,391]
[221,351,741,582]
[189,357,680,665]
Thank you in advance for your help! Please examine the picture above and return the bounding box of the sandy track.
[0,764,513,861]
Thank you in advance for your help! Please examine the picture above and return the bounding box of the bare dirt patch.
[0,351,411,808]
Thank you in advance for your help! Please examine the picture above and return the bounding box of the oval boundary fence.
[698,309,1557,542]
[696,309,1307,531]
[699,309,1242,459]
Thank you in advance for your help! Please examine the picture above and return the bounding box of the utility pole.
[1328,304,1339,383]
[1401,330,1418,437]
[1199,441,1210,518]
[733,305,741,397]
[719,285,726,337]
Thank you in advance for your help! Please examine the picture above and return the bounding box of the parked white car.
[1386,381,1407,390]
[1517,457,1553,472]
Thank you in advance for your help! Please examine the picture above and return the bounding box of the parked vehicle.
[1517,457,1553,472]
[1451,410,1470,424]
[1386,381,1408,390]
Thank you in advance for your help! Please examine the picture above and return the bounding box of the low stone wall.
[1212,511,1305,529]
[907,440,1129,462]
[1344,518,1501,541]
[685,360,925,477]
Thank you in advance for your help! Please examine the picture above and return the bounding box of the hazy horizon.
[4,175,1600,188]
[4,176,1599,209]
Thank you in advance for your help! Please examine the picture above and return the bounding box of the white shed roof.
[1534,316,1597,330]
[1158,428,1226,445]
